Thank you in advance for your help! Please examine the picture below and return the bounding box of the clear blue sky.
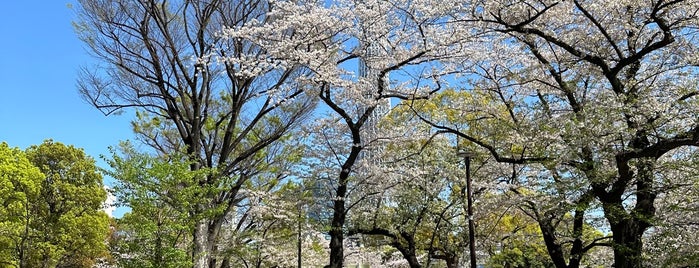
[0,2,135,216]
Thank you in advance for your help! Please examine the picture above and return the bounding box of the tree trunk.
[327,183,347,268]
[404,254,421,268]
[193,219,210,268]
[539,218,568,268]
[600,159,655,268]
[536,193,592,268]
[431,252,459,268]
[598,191,651,268]
[445,255,459,268]
[220,257,231,268]
[609,219,644,268]
[397,248,421,268]
[566,205,587,268]
[393,233,421,268]
[326,135,362,268]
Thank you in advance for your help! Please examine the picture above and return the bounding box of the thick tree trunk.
[395,245,421,268]
[327,183,347,268]
[430,252,459,268]
[404,254,421,268]
[600,159,655,268]
[566,207,585,268]
[609,219,644,268]
[193,219,210,268]
[598,196,651,268]
[539,219,568,268]
[594,204,649,268]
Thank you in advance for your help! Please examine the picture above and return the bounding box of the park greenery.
[0,141,110,268]
[2,0,699,267]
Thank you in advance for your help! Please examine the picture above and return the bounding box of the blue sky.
[0,2,134,216]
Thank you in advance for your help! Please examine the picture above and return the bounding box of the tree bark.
[393,233,421,268]
[327,144,361,268]
[535,192,594,268]
[608,219,644,268]
[327,182,347,268]
[431,252,459,268]
[538,218,568,268]
[350,227,422,268]
[193,218,210,268]
[596,158,655,268]
[321,90,367,267]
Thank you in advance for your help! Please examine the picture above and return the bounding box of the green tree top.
[23,140,109,268]
[25,140,106,214]
[0,142,44,268]
[1,140,111,268]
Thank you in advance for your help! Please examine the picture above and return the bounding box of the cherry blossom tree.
[218,1,472,266]
[76,0,699,267]
[415,1,699,267]
[345,134,461,268]
[643,147,699,267]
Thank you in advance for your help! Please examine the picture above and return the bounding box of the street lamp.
[458,151,477,268]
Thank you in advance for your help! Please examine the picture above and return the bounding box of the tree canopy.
[53,0,699,267]
[0,141,109,268]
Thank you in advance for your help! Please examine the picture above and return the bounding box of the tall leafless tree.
[74,1,315,267]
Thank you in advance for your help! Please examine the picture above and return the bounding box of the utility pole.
[297,201,302,268]
[459,151,477,268]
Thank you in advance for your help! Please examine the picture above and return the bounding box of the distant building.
[102,185,116,217]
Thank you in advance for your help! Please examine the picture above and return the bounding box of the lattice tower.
[358,42,391,163]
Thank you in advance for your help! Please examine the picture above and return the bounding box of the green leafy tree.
[0,141,109,268]
[105,142,196,268]
[401,83,615,268]
[105,136,307,268]
[0,142,43,268]
[24,140,110,268]
[484,213,555,268]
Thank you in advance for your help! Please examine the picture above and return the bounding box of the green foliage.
[489,247,554,268]
[111,213,191,268]
[0,142,44,268]
[104,142,200,268]
[485,215,554,268]
[0,141,109,268]
[24,140,110,268]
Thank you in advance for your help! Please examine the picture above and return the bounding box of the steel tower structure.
[358,42,391,162]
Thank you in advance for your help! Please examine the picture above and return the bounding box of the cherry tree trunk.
[327,183,347,268]
[609,220,645,268]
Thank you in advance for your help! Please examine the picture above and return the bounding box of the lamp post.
[297,201,302,268]
[458,151,477,268]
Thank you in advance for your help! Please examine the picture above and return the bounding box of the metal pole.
[297,202,302,268]
[465,155,477,268]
